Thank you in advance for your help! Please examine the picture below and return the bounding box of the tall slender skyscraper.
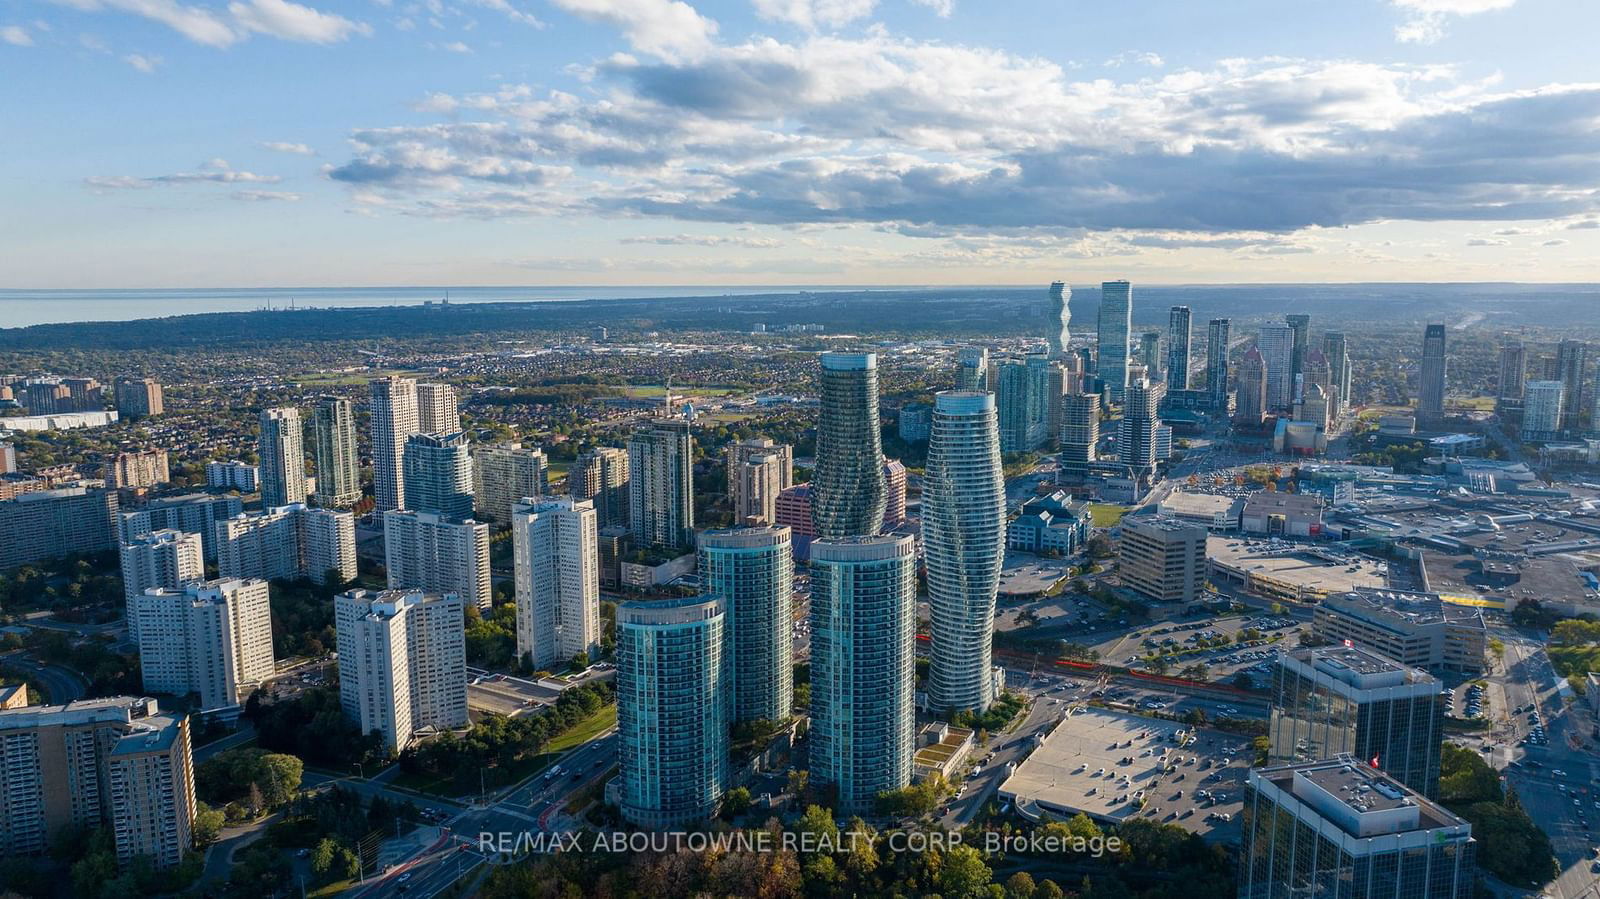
[1522,380,1564,441]
[1285,314,1311,403]
[1497,341,1526,403]
[699,526,793,724]
[627,419,695,549]
[416,383,461,435]
[258,407,307,508]
[1166,306,1192,391]
[1059,393,1100,478]
[371,377,419,512]
[571,447,629,529]
[1096,281,1133,402]
[1236,346,1268,425]
[1556,340,1589,432]
[513,497,600,670]
[924,392,1005,715]
[1138,331,1163,382]
[402,432,474,520]
[617,595,729,828]
[1323,331,1352,418]
[311,396,361,508]
[1047,280,1070,358]
[812,353,885,539]
[1258,324,1296,412]
[1419,324,1448,424]
[955,347,989,392]
[809,535,916,814]
[1119,375,1163,481]
[1206,318,1231,409]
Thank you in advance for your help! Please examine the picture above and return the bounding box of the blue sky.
[2,0,1598,288]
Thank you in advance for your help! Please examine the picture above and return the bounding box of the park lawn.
[1087,503,1128,528]
[309,879,357,898]
[1548,645,1600,679]
[390,704,617,797]
[546,704,617,754]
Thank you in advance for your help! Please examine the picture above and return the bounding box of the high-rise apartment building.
[370,376,419,512]
[627,419,695,549]
[617,595,729,828]
[0,442,14,475]
[121,493,240,561]
[416,382,462,435]
[472,443,549,525]
[335,589,467,753]
[258,407,308,508]
[699,527,793,724]
[1139,331,1163,382]
[995,354,1050,453]
[1418,324,1447,425]
[1207,318,1232,408]
[1270,644,1444,798]
[402,432,473,520]
[311,396,361,508]
[1236,347,1268,425]
[1285,313,1311,401]
[120,529,204,643]
[727,438,793,526]
[215,504,357,585]
[955,346,989,392]
[1166,306,1191,391]
[1047,280,1070,358]
[882,457,907,527]
[1059,393,1100,479]
[570,446,629,529]
[384,510,492,611]
[1301,349,1334,415]
[1119,517,1206,603]
[812,352,886,539]
[1522,380,1565,441]
[136,578,275,711]
[1095,281,1133,402]
[512,498,600,671]
[924,392,1005,715]
[105,448,170,490]
[1323,331,1352,418]
[1045,357,1079,447]
[1259,324,1297,412]
[1556,339,1590,432]
[1118,375,1163,481]
[0,487,120,570]
[113,377,164,419]
[204,460,258,493]
[1496,340,1526,406]
[809,534,917,814]
[1240,758,1473,899]
[107,712,195,870]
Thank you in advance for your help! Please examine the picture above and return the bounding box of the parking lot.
[1087,613,1302,685]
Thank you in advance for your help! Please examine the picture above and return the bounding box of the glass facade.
[812,353,886,539]
[1096,281,1133,402]
[699,527,794,725]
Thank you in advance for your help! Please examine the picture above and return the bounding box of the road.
[0,652,88,703]
[936,698,1060,828]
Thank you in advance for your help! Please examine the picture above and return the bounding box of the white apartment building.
[136,578,275,711]
[119,529,204,643]
[335,589,467,753]
[472,443,549,525]
[382,510,492,611]
[214,504,357,585]
[512,497,600,671]
[204,460,258,493]
[416,382,461,435]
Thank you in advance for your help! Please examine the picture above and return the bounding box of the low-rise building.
[1007,491,1092,555]
[1312,588,1487,676]
[1241,491,1325,538]
[1157,491,1243,530]
[1120,516,1208,602]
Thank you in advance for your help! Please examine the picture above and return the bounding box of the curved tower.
[1048,280,1071,358]
[812,352,885,539]
[924,391,1006,714]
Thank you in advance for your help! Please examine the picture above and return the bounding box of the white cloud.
[232,189,301,200]
[1541,239,1568,247]
[547,0,717,61]
[1567,219,1600,230]
[461,0,543,26]
[86,158,283,189]
[123,52,161,71]
[262,140,315,154]
[439,39,471,52]
[1391,0,1515,43]
[1466,237,1508,246]
[620,232,782,246]
[2,25,34,45]
[52,0,239,47]
[908,0,951,16]
[228,0,371,43]
[752,0,876,30]
[1104,50,1163,68]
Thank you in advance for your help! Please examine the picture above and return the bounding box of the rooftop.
[109,713,184,756]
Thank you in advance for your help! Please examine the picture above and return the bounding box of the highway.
[0,652,88,703]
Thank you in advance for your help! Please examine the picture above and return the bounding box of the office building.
[1118,375,1163,481]
[1047,280,1070,358]
[311,396,361,509]
[106,712,194,870]
[1240,758,1473,899]
[882,458,908,527]
[1206,318,1231,408]
[473,443,549,525]
[0,487,119,570]
[616,595,729,829]
[1235,346,1269,425]
[1556,340,1590,432]
[955,346,989,391]
[370,376,419,512]
[1521,380,1565,441]
[416,382,461,435]
[1120,517,1206,602]
[1166,306,1191,391]
[1096,281,1133,401]
[204,460,258,493]
[897,403,931,443]
[258,407,308,508]
[1324,331,1353,417]
[627,419,695,549]
[106,448,170,490]
[113,377,164,419]
[1312,588,1486,676]
[812,352,886,539]
[120,529,203,643]
[699,527,793,724]
[1418,324,1447,425]
[1259,324,1297,412]
[384,510,492,611]
[727,438,793,526]
[570,446,629,529]
[135,578,274,712]
[1059,392,1101,486]
[215,504,357,585]
[335,589,467,753]
[1269,645,1444,798]
[512,498,600,671]
[809,535,917,813]
[923,392,1005,715]
[121,493,240,561]
[402,432,473,520]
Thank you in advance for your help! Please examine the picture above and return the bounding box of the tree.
[310,838,338,878]
[796,804,838,851]
[786,769,809,798]
[1035,879,1065,899]
[1006,871,1037,899]
[570,651,590,670]
[193,803,225,847]
[723,786,753,818]
[936,845,993,899]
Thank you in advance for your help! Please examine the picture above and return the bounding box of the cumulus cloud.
[1392,0,1516,44]
[547,0,717,61]
[908,0,952,16]
[1567,219,1600,230]
[50,0,367,46]
[123,52,161,71]
[752,0,876,30]
[2,24,34,45]
[262,140,315,154]
[1466,237,1508,246]
[86,158,283,189]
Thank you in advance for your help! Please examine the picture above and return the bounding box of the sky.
[2,0,1599,288]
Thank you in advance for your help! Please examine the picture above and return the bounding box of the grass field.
[1087,503,1128,528]
[1548,645,1600,679]
[545,704,617,754]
